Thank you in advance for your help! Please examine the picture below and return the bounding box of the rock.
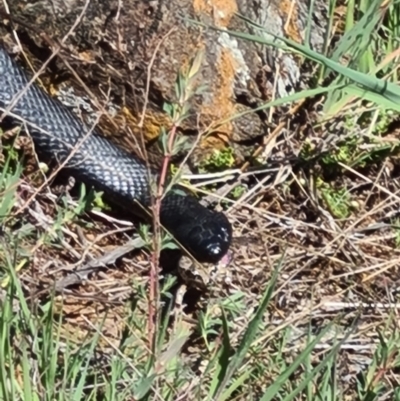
[0,0,328,166]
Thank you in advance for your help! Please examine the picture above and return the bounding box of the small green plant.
[159,50,207,188]
[299,139,316,162]
[356,319,400,400]
[370,109,396,135]
[199,147,235,173]
[301,133,398,172]
[300,136,361,168]
[230,185,246,199]
[321,136,360,167]
[317,179,352,219]
[197,291,246,351]
[138,222,179,253]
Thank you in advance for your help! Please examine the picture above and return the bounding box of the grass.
[3,0,400,399]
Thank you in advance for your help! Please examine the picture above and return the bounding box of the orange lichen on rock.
[120,106,172,142]
[200,47,237,139]
[279,0,302,43]
[193,0,238,27]
[199,135,230,158]
[98,106,173,150]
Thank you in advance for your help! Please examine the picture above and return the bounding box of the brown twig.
[137,28,175,353]
[146,49,204,352]
[52,237,146,293]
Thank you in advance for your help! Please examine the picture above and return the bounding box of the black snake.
[0,46,232,263]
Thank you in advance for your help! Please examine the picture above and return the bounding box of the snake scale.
[0,46,232,263]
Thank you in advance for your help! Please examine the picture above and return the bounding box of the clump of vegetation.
[317,178,353,219]
[4,0,400,399]
[199,147,235,173]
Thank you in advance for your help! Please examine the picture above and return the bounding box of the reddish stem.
[148,122,178,352]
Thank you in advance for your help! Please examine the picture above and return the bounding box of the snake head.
[160,191,232,263]
[180,211,232,263]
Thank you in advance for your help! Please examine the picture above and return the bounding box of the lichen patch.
[193,0,238,27]
[279,0,302,43]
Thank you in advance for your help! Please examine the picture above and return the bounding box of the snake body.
[0,47,232,263]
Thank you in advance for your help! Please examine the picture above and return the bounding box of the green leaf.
[134,374,157,399]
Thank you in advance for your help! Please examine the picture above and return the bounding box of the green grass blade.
[190,15,400,112]
[0,155,22,220]
[281,320,358,401]
[213,251,284,400]
[329,0,388,66]
[240,14,400,106]
[324,0,391,114]
[21,340,36,401]
[71,319,104,401]
[259,322,337,401]
[319,0,337,80]
[0,286,14,401]
[7,262,37,340]
[207,309,232,400]
[213,83,349,132]
[260,317,358,401]
[219,369,253,401]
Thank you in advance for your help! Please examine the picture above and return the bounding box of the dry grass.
[2,0,400,400]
